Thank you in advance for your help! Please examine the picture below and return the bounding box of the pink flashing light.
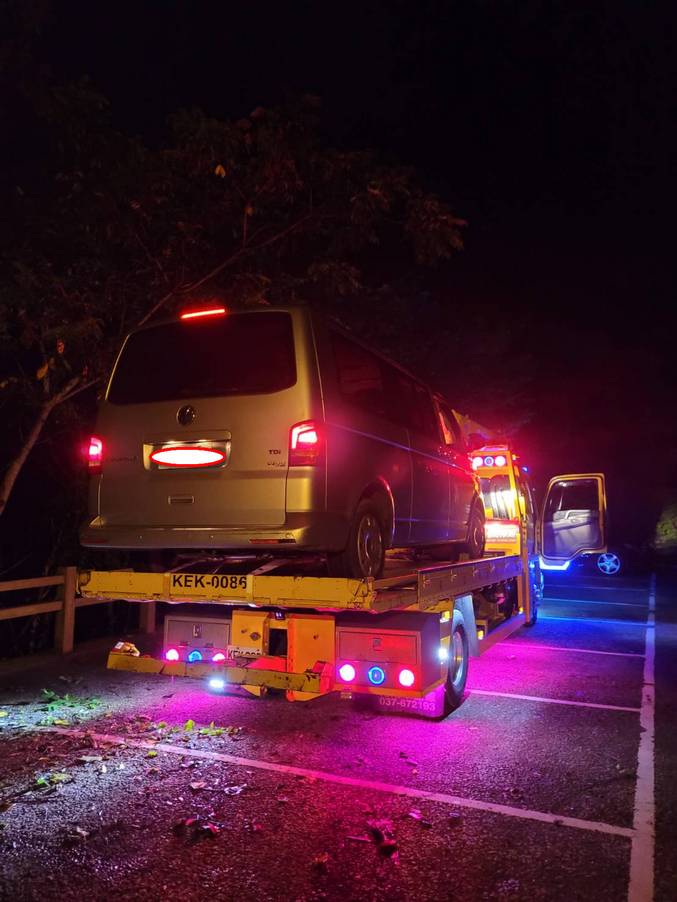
[212,652,226,663]
[398,668,415,688]
[338,663,356,682]
[165,648,180,662]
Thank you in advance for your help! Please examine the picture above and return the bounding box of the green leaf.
[183,719,195,732]
[145,750,158,759]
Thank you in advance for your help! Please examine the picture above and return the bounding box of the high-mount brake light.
[88,436,103,474]
[289,421,322,467]
[150,447,225,468]
[180,307,227,320]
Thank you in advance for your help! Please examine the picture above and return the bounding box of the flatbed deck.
[78,553,524,613]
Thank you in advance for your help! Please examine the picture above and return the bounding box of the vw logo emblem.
[177,404,196,426]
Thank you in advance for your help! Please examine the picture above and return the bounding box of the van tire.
[461,500,486,560]
[327,499,386,579]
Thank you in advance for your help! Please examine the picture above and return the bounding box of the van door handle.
[168,495,195,505]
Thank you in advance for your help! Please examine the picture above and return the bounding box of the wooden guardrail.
[0,567,156,654]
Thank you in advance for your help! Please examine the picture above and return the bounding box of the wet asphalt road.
[0,567,675,901]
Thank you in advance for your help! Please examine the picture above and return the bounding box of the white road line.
[628,573,656,902]
[543,597,649,609]
[468,688,640,713]
[546,584,648,593]
[41,726,634,840]
[501,642,645,659]
[540,615,648,627]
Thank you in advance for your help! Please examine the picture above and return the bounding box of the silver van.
[81,305,485,577]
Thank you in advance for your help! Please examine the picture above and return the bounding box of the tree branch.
[136,213,313,327]
[0,375,95,520]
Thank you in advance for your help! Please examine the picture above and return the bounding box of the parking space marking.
[546,584,648,593]
[540,615,648,627]
[628,574,656,902]
[501,642,644,659]
[544,597,649,609]
[469,688,640,713]
[41,726,634,840]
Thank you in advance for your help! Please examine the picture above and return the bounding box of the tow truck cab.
[471,445,607,569]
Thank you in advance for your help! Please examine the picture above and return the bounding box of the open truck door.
[537,473,607,569]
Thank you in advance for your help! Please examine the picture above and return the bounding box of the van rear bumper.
[80,513,350,552]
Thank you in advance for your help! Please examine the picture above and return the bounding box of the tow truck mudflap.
[106,651,333,694]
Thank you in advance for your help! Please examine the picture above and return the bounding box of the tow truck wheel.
[443,619,469,715]
[327,499,386,579]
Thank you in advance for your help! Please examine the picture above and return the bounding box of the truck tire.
[460,500,486,560]
[327,499,386,579]
[443,618,469,714]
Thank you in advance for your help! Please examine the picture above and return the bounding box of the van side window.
[332,333,386,417]
[412,383,440,441]
[381,365,438,440]
[437,401,466,451]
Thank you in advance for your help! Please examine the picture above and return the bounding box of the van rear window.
[107,312,296,404]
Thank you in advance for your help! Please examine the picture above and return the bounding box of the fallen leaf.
[78,756,103,763]
[146,751,158,759]
[0,711,8,718]
[223,783,247,796]
[50,773,73,785]
[189,782,207,792]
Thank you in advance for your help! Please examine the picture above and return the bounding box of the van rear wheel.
[461,501,486,560]
[327,500,386,579]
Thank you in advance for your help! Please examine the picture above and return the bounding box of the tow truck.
[78,458,607,718]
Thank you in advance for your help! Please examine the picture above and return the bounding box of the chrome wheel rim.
[597,552,621,575]
[450,629,466,691]
[356,514,383,576]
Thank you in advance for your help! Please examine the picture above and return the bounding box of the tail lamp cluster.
[289,421,322,467]
[472,454,507,470]
[337,662,416,689]
[165,647,227,664]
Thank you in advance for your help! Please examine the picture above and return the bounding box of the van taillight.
[88,436,103,474]
[289,421,322,467]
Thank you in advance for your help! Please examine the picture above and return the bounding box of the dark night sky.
[18,1,677,541]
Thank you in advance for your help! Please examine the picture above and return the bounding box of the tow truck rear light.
[367,665,386,686]
[338,663,356,683]
[485,519,520,541]
[180,306,227,320]
[188,650,203,663]
[211,652,226,663]
[289,421,322,467]
[88,436,103,474]
[165,648,180,662]
[472,456,483,470]
[494,455,507,467]
[398,668,415,688]
[150,447,226,468]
